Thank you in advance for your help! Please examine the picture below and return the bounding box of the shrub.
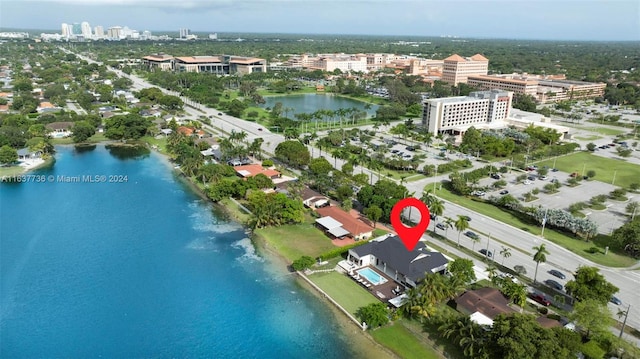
[292,256,316,271]
[586,246,601,254]
[532,188,540,195]
[318,241,369,261]
[538,307,549,315]
[356,303,389,328]
[262,159,274,167]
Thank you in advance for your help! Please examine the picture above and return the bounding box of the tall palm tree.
[500,246,512,266]
[454,215,470,247]
[428,198,445,227]
[532,244,549,283]
[444,216,455,236]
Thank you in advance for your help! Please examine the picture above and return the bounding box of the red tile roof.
[444,54,466,62]
[234,164,281,179]
[316,206,374,238]
[470,54,489,61]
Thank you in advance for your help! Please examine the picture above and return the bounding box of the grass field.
[535,152,640,189]
[574,135,602,141]
[254,222,336,262]
[430,185,636,267]
[307,271,378,316]
[370,322,442,359]
[581,126,625,136]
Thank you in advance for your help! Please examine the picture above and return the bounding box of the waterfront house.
[17,148,43,161]
[454,287,516,326]
[45,122,74,138]
[316,206,374,241]
[347,235,448,288]
[234,164,281,180]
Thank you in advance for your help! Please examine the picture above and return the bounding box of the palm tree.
[500,246,512,266]
[443,216,455,236]
[485,264,498,280]
[532,244,549,283]
[454,215,470,247]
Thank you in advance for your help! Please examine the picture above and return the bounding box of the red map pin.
[390,197,431,251]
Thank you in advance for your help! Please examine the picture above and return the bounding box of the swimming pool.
[357,267,388,286]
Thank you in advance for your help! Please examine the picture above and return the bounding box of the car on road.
[545,279,564,291]
[464,231,480,240]
[462,215,471,221]
[548,269,566,279]
[499,190,509,195]
[610,296,622,305]
[436,223,446,230]
[530,293,551,306]
[218,112,223,115]
[479,249,493,257]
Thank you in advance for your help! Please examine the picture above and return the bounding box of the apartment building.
[422,90,512,135]
[442,54,489,86]
[309,54,368,73]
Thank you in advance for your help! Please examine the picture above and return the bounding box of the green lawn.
[535,152,640,189]
[254,222,336,262]
[430,185,636,267]
[307,271,378,316]
[370,322,442,359]
[581,127,625,136]
[574,135,602,141]
[141,136,168,153]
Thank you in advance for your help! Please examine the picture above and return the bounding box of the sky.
[1,0,639,41]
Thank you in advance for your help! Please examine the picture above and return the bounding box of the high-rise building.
[179,28,190,39]
[61,23,71,37]
[422,90,512,135]
[81,21,92,38]
[107,26,122,39]
[94,26,104,38]
[442,54,489,86]
[72,23,82,35]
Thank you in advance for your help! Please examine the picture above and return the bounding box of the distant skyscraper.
[61,23,70,37]
[81,21,92,38]
[94,26,104,38]
[209,33,218,40]
[107,26,122,39]
[72,23,82,35]
[179,28,190,39]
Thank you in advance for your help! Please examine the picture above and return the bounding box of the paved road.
[65,47,640,336]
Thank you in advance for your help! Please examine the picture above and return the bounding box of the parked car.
[491,174,501,179]
[464,231,479,239]
[551,168,559,172]
[499,190,509,195]
[218,112,223,115]
[436,223,446,230]
[539,175,548,180]
[610,296,622,305]
[531,293,551,306]
[479,248,493,257]
[524,180,533,185]
[570,172,579,178]
[545,279,564,291]
[548,269,566,279]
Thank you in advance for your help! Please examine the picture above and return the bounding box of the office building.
[422,90,512,135]
[442,54,489,86]
[179,28,190,39]
[107,26,122,39]
[72,23,82,36]
[468,73,606,103]
[61,23,72,37]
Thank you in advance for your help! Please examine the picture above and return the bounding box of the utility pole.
[541,208,549,237]
[433,166,438,193]
[619,304,631,338]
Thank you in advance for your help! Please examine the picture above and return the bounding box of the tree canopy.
[565,266,618,304]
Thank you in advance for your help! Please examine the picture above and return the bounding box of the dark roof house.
[455,287,516,323]
[348,235,449,287]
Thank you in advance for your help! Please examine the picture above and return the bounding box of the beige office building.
[422,90,512,135]
[442,54,489,86]
[468,74,538,97]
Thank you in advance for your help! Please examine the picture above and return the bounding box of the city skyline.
[1,0,639,41]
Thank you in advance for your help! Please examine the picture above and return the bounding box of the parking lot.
[476,167,629,234]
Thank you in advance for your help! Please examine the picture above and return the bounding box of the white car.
[524,180,532,185]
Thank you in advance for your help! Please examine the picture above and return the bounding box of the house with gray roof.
[347,235,449,288]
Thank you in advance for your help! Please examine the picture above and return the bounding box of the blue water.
[262,93,378,118]
[356,268,387,286]
[0,145,355,358]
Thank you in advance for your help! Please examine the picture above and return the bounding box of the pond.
[262,93,378,119]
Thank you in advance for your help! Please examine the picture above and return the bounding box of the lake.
[0,145,356,358]
[262,93,378,118]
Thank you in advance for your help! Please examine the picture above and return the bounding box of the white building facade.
[422,90,513,135]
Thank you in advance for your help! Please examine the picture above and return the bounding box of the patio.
[344,264,406,304]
